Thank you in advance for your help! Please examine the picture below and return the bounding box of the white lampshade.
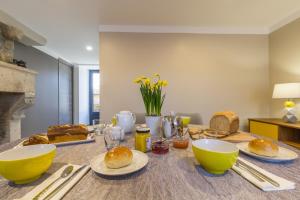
[272,83,300,99]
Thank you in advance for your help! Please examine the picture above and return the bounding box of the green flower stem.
[139,83,165,116]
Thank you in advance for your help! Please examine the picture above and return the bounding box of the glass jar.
[173,126,189,149]
[152,140,169,154]
[135,127,151,152]
[173,136,189,149]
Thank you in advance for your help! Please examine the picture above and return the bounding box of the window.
[89,70,100,124]
[92,72,100,112]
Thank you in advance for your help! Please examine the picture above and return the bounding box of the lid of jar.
[136,127,150,133]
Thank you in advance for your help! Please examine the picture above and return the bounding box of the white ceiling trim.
[99,25,269,35]
[99,7,300,35]
[269,9,300,33]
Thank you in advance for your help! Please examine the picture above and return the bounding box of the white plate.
[236,142,298,162]
[90,150,149,176]
[15,133,95,148]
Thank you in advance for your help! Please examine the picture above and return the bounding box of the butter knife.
[235,162,264,182]
[237,159,280,187]
[43,165,87,200]
[33,165,74,200]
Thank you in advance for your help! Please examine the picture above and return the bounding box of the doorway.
[58,59,73,124]
[89,70,100,124]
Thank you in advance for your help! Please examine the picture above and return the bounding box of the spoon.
[33,165,74,200]
[174,117,184,137]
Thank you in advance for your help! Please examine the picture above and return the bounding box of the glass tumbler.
[93,119,108,136]
[92,119,101,135]
[103,126,124,150]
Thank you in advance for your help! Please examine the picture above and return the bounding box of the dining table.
[1,125,300,200]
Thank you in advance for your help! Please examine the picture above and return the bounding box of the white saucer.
[236,142,298,162]
[90,150,149,176]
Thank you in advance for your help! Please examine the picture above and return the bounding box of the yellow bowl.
[0,144,56,184]
[192,139,238,174]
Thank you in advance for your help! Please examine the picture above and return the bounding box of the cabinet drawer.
[249,121,279,140]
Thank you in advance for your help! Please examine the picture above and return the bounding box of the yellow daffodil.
[133,73,168,116]
[153,73,160,79]
[150,84,155,90]
[150,83,159,90]
[133,77,142,83]
[157,80,162,86]
[162,80,168,87]
[144,78,151,85]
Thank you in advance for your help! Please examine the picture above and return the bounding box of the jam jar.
[135,127,151,152]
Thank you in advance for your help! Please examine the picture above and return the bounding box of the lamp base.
[283,114,297,123]
[284,100,296,108]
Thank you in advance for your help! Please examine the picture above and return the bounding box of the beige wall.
[270,18,300,119]
[100,33,269,129]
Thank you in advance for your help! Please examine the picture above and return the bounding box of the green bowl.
[192,139,238,174]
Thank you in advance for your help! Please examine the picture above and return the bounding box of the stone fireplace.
[0,60,37,144]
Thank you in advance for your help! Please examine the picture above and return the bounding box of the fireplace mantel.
[0,61,37,143]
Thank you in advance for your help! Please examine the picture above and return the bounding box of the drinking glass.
[93,119,108,135]
[103,126,123,150]
[92,119,101,135]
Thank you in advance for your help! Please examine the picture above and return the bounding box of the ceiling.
[1,0,300,64]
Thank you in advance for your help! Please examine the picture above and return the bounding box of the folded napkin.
[232,157,295,191]
[16,164,90,200]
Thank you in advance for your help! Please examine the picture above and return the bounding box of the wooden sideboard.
[249,118,300,149]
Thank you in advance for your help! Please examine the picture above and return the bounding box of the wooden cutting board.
[188,127,256,143]
[222,131,256,143]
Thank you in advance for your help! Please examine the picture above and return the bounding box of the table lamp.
[272,83,300,123]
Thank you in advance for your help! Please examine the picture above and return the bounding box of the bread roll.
[248,139,279,157]
[23,134,49,146]
[104,146,133,169]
